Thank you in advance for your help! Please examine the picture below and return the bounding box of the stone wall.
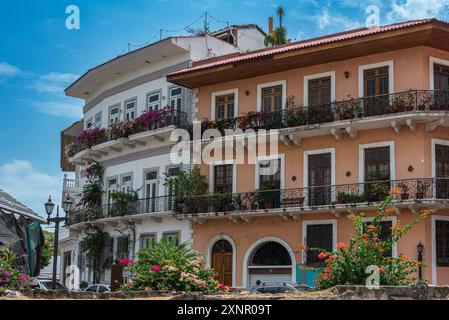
[3,283,449,300]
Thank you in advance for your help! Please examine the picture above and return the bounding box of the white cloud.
[387,0,449,22]
[31,100,83,119]
[0,160,61,216]
[0,62,20,77]
[312,8,362,30]
[28,72,79,94]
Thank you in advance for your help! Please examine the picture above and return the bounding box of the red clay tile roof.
[169,18,446,77]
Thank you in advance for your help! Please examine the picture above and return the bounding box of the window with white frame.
[140,233,156,250]
[147,92,160,111]
[94,112,102,128]
[85,118,93,129]
[302,221,336,267]
[169,87,182,111]
[125,99,136,120]
[109,105,120,124]
[436,220,449,266]
[121,174,133,193]
[162,231,180,246]
[107,177,118,204]
[116,236,129,259]
[305,223,334,267]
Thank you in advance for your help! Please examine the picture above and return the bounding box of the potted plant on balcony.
[107,120,140,140]
[416,180,430,199]
[65,142,78,158]
[256,182,280,209]
[210,193,230,213]
[284,108,307,127]
[164,167,208,215]
[335,100,361,121]
[397,182,410,200]
[75,128,107,150]
[108,190,138,216]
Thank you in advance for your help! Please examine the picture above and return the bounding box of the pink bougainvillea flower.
[151,265,161,272]
[119,258,134,266]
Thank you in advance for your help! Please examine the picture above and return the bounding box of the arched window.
[212,239,233,253]
[249,242,292,266]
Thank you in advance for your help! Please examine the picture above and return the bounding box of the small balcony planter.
[397,182,410,201]
[75,128,107,150]
[416,180,430,199]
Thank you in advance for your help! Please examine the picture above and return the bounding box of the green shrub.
[0,245,32,290]
[306,190,431,288]
[121,241,227,293]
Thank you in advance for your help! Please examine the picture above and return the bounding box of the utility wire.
[117,12,231,55]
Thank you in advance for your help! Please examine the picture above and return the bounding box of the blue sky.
[0,0,448,215]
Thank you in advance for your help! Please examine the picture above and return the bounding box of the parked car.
[31,278,67,291]
[250,282,300,294]
[84,284,111,293]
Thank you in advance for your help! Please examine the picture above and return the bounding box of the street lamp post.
[44,195,73,290]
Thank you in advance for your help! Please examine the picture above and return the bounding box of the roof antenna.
[160,28,163,41]
[203,11,210,34]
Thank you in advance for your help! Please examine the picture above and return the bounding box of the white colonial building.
[60,30,266,287]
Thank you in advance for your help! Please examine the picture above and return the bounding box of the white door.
[145,171,158,212]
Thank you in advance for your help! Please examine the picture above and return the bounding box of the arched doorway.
[211,239,233,287]
[247,241,292,287]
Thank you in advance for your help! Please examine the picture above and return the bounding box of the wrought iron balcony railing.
[198,90,449,134]
[65,177,449,225]
[66,195,174,225]
[173,177,449,215]
[67,107,189,158]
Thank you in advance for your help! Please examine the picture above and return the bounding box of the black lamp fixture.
[417,241,424,280]
[344,71,350,79]
[44,194,73,290]
[44,196,55,218]
[62,194,74,213]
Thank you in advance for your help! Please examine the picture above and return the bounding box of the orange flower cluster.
[318,252,327,259]
[391,222,404,236]
[297,243,305,250]
[337,242,348,250]
[384,207,397,216]
[420,209,432,218]
[389,187,401,196]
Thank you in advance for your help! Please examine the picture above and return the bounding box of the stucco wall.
[195,46,449,120]
[193,209,449,288]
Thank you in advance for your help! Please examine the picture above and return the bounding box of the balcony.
[66,196,173,226]
[198,90,449,140]
[172,177,449,218]
[67,107,189,164]
[65,177,449,226]
[62,175,80,193]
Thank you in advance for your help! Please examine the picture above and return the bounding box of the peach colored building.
[168,19,449,289]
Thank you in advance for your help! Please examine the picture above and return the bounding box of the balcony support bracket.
[390,120,401,135]
[345,127,357,139]
[426,118,444,132]
[405,118,416,132]
[330,128,343,141]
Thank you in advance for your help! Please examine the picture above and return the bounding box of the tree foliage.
[41,230,54,269]
[79,226,109,283]
[265,6,288,47]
